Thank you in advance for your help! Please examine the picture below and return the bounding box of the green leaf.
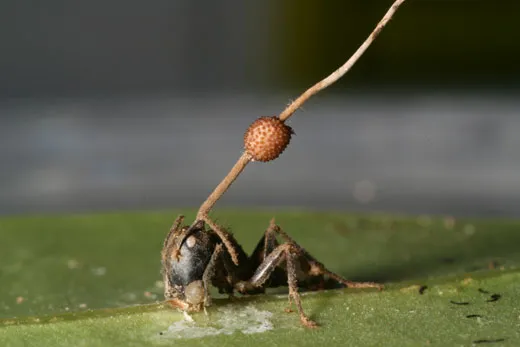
[1,210,520,346]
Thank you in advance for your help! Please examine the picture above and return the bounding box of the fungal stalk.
[192,0,407,260]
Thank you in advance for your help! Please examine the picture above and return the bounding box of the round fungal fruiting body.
[244,116,293,162]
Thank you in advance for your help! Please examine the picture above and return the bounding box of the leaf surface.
[1,210,519,346]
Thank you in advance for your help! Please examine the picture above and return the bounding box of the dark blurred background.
[1,0,519,217]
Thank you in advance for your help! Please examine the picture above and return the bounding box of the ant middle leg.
[235,219,382,327]
[235,242,318,328]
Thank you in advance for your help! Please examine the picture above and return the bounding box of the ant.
[161,215,383,328]
[160,0,407,329]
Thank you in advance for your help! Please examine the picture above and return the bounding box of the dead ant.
[161,215,383,328]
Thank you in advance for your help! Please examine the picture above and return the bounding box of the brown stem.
[195,0,406,219]
[279,0,406,122]
[196,152,252,220]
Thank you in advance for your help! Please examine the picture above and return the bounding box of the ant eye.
[185,235,197,248]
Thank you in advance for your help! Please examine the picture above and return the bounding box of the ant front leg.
[200,243,224,309]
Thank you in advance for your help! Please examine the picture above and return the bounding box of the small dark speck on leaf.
[450,300,470,305]
[478,288,490,294]
[473,338,506,344]
[466,314,483,318]
[419,285,428,295]
[159,332,163,335]
[486,294,502,302]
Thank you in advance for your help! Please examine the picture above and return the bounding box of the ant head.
[161,217,217,311]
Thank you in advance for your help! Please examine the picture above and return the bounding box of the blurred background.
[1,0,519,217]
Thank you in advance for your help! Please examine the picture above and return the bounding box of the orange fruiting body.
[243,116,293,162]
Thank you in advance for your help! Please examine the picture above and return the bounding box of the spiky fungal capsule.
[243,116,293,162]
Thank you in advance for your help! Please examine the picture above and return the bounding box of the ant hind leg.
[270,221,383,291]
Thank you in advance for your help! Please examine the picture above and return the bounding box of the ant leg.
[201,243,224,308]
[306,258,383,290]
[236,243,318,328]
[204,218,242,266]
[286,248,318,328]
[234,244,288,294]
[270,221,383,290]
[248,219,280,269]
